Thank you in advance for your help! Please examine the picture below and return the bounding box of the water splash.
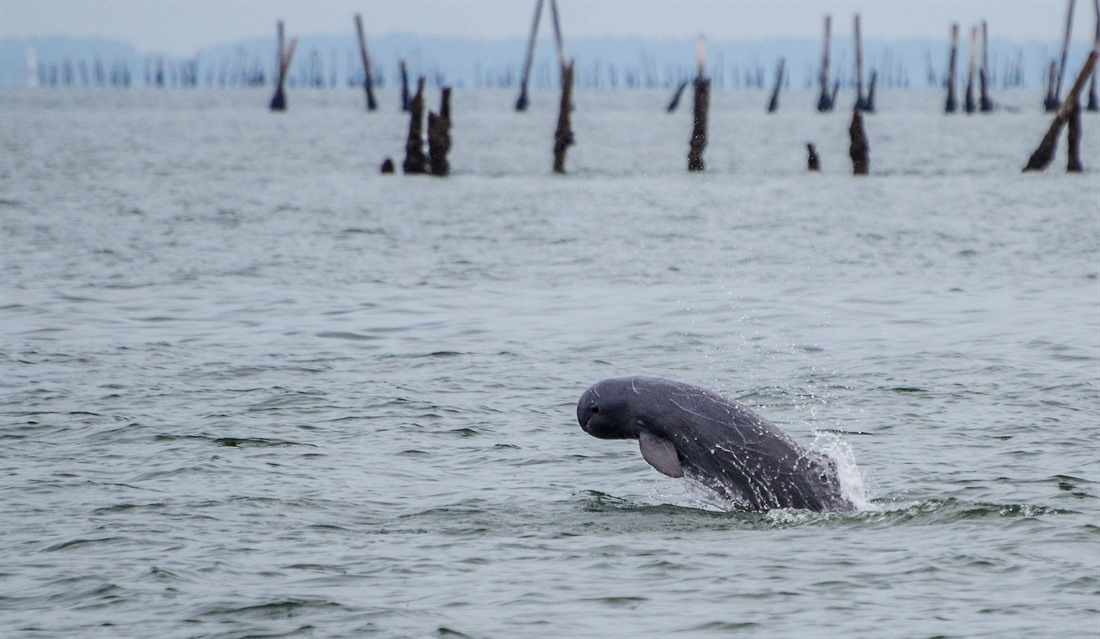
[647,476,739,512]
[811,431,876,511]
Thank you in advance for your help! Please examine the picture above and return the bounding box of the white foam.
[811,431,878,511]
[646,476,735,512]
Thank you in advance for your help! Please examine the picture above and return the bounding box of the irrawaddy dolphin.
[577,376,855,512]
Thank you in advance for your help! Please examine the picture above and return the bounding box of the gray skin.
[577,376,855,512]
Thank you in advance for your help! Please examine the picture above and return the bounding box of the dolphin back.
[613,376,854,512]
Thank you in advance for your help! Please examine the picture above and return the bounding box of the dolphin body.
[577,376,855,512]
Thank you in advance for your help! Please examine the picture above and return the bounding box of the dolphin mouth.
[578,399,597,434]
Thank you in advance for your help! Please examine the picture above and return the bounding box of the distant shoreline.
[0,33,1090,90]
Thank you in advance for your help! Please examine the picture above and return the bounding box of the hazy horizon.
[0,1,1086,57]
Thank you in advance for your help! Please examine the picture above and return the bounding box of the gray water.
[1,87,1098,639]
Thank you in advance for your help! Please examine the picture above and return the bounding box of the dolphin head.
[577,377,646,440]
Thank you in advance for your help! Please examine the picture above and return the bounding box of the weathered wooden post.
[667,79,688,112]
[270,22,283,104]
[1044,61,1059,110]
[1023,43,1098,171]
[688,35,709,172]
[979,21,994,111]
[515,0,544,110]
[767,58,785,113]
[849,110,869,175]
[269,21,296,111]
[1089,68,1099,110]
[354,14,377,111]
[978,67,992,112]
[543,0,574,173]
[817,14,835,112]
[399,59,410,111]
[865,70,877,112]
[549,0,566,71]
[1067,100,1084,171]
[806,143,821,171]
[428,88,452,176]
[1049,0,1077,111]
[964,25,978,113]
[402,77,427,174]
[853,14,869,111]
[553,61,575,173]
[1090,0,1100,111]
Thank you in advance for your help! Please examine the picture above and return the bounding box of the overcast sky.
[0,1,1085,56]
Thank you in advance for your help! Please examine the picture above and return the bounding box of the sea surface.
[1,86,1098,638]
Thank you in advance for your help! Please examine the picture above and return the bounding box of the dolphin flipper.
[639,430,684,478]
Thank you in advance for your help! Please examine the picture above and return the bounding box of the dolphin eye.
[590,405,600,414]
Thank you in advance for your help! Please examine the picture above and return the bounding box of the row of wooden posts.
[379,0,573,177]
[682,33,871,176]
[377,38,1094,178]
[263,8,1099,116]
[267,5,1097,177]
[803,10,1098,116]
[266,8,1097,117]
[377,53,1095,179]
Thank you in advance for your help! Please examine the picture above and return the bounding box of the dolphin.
[577,376,855,512]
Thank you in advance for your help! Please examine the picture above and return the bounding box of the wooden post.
[1045,61,1059,110]
[402,76,427,174]
[548,0,574,174]
[688,35,709,172]
[817,14,834,112]
[849,109,869,175]
[767,58,785,113]
[979,21,994,111]
[688,75,710,171]
[354,14,377,111]
[548,0,566,72]
[274,23,282,92]
[978,67,991,112]
[428,87,452,176]
[854,13,867,111]
[1090,0,1100,111]
[515,0,544,111]
[553,61,575,173]
[1067,100,1083,171]
[1023,44,1099,171]
[270,21,284,109]
[1088,68,1099,111]
[666,79,688,112]
[865,70,877,112]
[1050,0,1077,111]
[964,25,978,113]
[269,22,296,111]
[806,143,821,171]
[400,59,410,111]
